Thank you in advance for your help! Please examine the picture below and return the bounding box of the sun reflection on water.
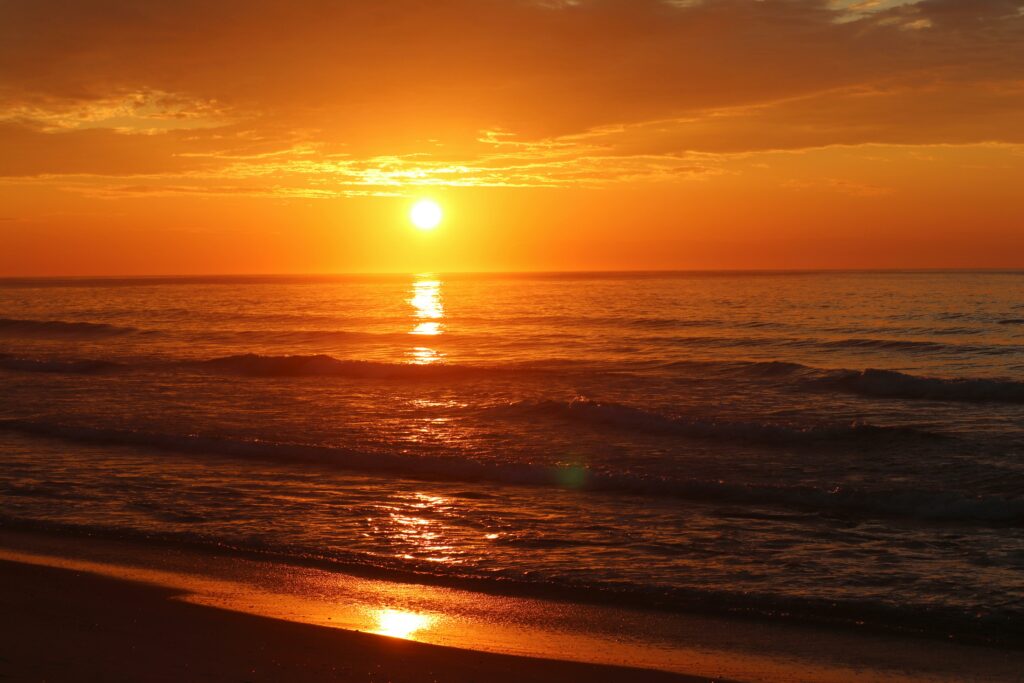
[409,346,445,364]
[411,321,441,336]
[372,608,434,639]
[366,492,463,565]
[407,276,445,362]
[409,278,444,336]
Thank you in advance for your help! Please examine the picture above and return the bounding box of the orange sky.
[2,0,1023,274]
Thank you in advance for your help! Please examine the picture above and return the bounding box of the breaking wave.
[1,417,1017,526]
[0,348,1020,408]
[818,368,1024,403]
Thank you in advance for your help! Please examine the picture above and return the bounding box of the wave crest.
[1,417,1015,526]
[196,353,512,379]
[819,368,1024,403]
[0,317,139,338]
[489,396,936,447]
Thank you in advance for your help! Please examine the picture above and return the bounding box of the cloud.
[1,0,1022,193]
[0,90,231,134]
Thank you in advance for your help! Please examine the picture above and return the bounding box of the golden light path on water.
[407,276,445,364]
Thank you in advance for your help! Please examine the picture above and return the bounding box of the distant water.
[1,272,1022,643]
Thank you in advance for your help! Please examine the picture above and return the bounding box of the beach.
[3,528,1024,682]
[0,558,696,683]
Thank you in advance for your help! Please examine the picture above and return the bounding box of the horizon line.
[2,266,1024,280]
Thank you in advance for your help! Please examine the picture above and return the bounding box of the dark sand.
[0,559,705,682]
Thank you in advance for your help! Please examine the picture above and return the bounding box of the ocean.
[1,271,1022,645]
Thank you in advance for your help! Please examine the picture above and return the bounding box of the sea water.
[1,271,1022,644]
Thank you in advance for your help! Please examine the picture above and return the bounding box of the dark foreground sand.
[0,559,704,682]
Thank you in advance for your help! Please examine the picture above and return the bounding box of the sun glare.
[372,609,434,639]
[410,199,442,230]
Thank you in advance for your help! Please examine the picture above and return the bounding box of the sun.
[410,199,442,230]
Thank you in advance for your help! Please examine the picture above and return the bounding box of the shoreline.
[2,502,1020,649]
[0,558,696,683]
[3,529,1023,682]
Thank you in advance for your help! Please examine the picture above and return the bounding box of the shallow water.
[1,271,1022,643]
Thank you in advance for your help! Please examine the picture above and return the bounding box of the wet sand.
[3,529,1024,683]
[0,559,699,683]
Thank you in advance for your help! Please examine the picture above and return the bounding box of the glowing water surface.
[1,271,1023,677]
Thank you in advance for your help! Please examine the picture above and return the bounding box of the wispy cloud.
[1,0,1023,197]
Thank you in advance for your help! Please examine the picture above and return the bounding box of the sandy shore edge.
[0,558,709,682]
